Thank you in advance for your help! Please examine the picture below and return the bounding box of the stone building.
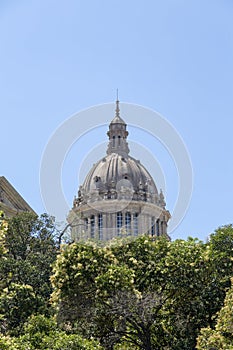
[68,101,170,241]
[0,176,36,217]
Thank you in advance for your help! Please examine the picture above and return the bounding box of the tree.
[208,224,233,286]
[196,278,233,349]
[0,213,58,335]
[1,218,231,348]
[0,315,103,350]
[51,235,226,349]
[0,211,7,256]
[0,283,37,334]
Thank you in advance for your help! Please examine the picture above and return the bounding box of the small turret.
[107,99,130,156]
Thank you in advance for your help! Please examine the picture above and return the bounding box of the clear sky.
[1,0,233,241]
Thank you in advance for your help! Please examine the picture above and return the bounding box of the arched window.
[118,135,121,145]
[112,136,115,147]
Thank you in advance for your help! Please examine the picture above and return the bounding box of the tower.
[68,100,170,241]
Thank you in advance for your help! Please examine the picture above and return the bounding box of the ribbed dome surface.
[81,153,158,199]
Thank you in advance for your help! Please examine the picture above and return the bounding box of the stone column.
[159,220,163,236]
[122,212,125,235]
[145,214,151,234]
[138,211,143,235]
[94,215,98,240]
[130,212,133,236]
[111,213,116,239]
[103,214,107,240]
[141,214,146,234]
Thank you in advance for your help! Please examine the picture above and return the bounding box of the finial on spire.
[115,88,120,117]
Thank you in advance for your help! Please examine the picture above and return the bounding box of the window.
[118,135,121,145]
[156,219,160,236]
[117,212,123,235]
[125,212,131,234]
[84,218,88,231]
[90,215,95,238]
[98,214,103,240]
[151,217,155,236]
[133,213,138,236]
[161,221,164,235]
[113,136,115,147]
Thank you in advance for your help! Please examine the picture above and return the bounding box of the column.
[111,213,116,239]
[103,214,107,240]
[94,215,98,240]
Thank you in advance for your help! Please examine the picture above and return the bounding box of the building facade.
[0,176,36,217]
[68,101,170,241]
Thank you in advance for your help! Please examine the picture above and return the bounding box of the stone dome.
[69,99,170,241]
[74,100,165,208]
[80,153,159,204]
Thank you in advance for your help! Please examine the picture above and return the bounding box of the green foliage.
[0,283,37,333]
[208,225,233,283]
[19,314,58,349]
[22,314,102,349]
[0,213,58,335]
[0,315,102,350]
[197,278,233,349]
[0,211,7,256]
[0,335,17,350]
[1,219,233,349]
[51,234,229,349]
[47,333,102,350]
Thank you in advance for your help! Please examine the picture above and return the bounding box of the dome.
[69,99,170,241]
[80,153,159,204]
[74,99,164,207]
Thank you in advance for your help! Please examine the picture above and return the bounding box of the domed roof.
[74,100,165,208]
[82,153,158,196]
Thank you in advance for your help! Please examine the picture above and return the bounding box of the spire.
[111,93,126,125]
[115,89,120,118]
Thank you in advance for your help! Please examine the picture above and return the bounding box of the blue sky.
[1,0,233,241]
